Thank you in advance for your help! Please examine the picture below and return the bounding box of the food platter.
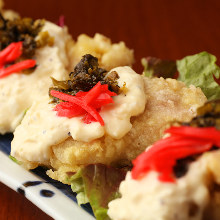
[0,134,95,220]
[1,1,220,219]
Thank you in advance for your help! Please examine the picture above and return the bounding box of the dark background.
[1,0,220,219]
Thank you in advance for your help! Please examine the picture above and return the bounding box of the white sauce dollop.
[108,155,211,220]
[101,67,146,139]
[11,66,146,163]
[0,22,71,134]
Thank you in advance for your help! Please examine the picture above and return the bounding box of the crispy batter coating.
[70,33,134,70]
[47,77,206,183]
[0,0,20,20]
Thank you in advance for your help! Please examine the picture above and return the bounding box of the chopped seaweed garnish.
[182,99,220,129]
[173,156,197,178]
[142,56,177,78]
[50,54,120,103]
[172,99,220,178]
[0,13,53,58]
[173,99,220,179]
[132,99,220,182]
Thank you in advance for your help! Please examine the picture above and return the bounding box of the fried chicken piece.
[108,99,220,220]
[0,14,134,134]
[0,21,74,134]
[47,77,206,183]
[71,33,134,70]
[0,0,20,20]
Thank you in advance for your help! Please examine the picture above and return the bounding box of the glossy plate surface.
[0,134,95,220]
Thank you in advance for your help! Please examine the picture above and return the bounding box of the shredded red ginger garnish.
[131,126,220,183]
[0,42,36,78]
[50,82,117,126]
[56,15,65,27]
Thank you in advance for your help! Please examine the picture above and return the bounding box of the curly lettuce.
[142,52,220,101]
[177,52,220,100]
[68,164,127,220]
[69,169,89,205]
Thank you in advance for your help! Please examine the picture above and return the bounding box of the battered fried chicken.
[47,77,206,183]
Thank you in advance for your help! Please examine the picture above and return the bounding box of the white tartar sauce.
[0,21,71,134]
[11,66,146,164]
[108,152,212,220]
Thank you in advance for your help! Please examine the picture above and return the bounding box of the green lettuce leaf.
[68,164,127,220]
[177,52,220,100]
[81,164,126,220]
[68,170,89,205]
[142,57,177,78]
[9,155,22,165]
